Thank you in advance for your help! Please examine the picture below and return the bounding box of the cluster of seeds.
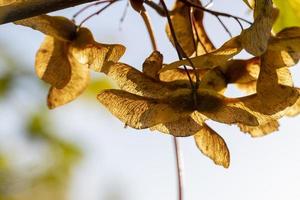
[11,0,300,167]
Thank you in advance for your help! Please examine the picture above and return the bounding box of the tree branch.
[173,137,184,200]
[0,0,100,25]
[144,0,166,16]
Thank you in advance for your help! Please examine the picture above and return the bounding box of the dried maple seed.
[16,15,125,108]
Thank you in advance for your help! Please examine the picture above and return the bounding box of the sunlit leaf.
[35,36,71,89]
[166,0,195,56]
[238,119,279,137]
[276,26,300,38]
[254,51,299,114]
[150,116,203,137]
[5,0,300,169]
[277,67,293,86]
[285,88,300,117]
[165,0,214,57]
[97,89,191,129]
[242,0,255,9]
[18,15,125,73]
[222,94,283,131]
[232,58,293,94]
[194,124,230,168]
[192,3,215,55]
[221,57,260,84]
[199,69,226,93]
[235,65,293,94]
[47,54,90,109]
[240,0,278,55]
[231,49,298,115]
[159,68,199,87]
[273,0,300,33]
[101,62,187,99]
[161,36,242,72]
[15,15,76,41]
[0,0,21,6]
[270,50,299,69]
[239,91,298,116]
[235,81,257,94]
[163,57,260,94]
[0,0,37,5]
[142,51,163,80]
[15,15,126,108]
[268,28,300,67]
[196,89,258,126]
[70,27,126,72]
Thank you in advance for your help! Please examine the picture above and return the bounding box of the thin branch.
[160,0,195,91]
[0,0,100,24]
[161,2,188,200]
[144,0,166,16]
[203,0,214,8]
[179,0,252,24]
[144,0,251,28]
[173,137,184,200]
[141,4,184,200]
[72,0,106,22]
[140,11,158,51]
[215,15,232,38]
[119,1,129,30]
[139,10,183,200]
[190,8,208,55]
[234,17,244,31]
[79,1,116,27]
[160,0,202,95]
[188,8,198,56]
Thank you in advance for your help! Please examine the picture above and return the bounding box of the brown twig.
[179,0,252,24]
[234,17,244,31]
[144,0,251,30]
[138,8,182,200]
[119,1,129,30]
[144,0,167,16]
[160,0,201,94]
[79,1,117,27]
[165,15,195,89]
[72,0,107,22]
[0,0,100,24]
[140,10,158,51]
[203,0,214,8]
[159,1,190,200]
[189,8,209,55]
[188,8,198,56]
[173,136,184,200]
[215,15,233,38]
[141,3,184,200]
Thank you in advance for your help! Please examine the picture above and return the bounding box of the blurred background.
[1,0,300,200]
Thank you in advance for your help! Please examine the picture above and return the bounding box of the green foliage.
[0,74,12,96]
[26,111,82,175]
[273,0,300,33]
[0,112,82,200]
[0,47,82,200]
[85,77,115,98]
